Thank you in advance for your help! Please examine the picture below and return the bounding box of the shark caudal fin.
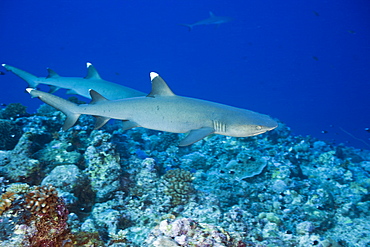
[179,24,193,31]
[26,88,81,130]
[2,64,40,88]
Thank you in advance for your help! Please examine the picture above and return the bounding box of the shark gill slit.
[212,120,226,133]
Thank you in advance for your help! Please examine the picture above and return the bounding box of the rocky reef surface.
[0,102,369,246]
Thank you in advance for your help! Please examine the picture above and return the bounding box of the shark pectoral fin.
[121,120,140,130]
[48,85,60,94]
[179,127,215,146]
[94,116,111,129]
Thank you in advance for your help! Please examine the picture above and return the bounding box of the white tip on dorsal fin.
[150,72,159,81]
[26,88,33,93]
[147,72,176,97]
[89,89,108,104]
[85,62,101,80]
[46,68,60,78]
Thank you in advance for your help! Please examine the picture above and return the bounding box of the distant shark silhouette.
[2,63,145,100]
[180,11,232,31]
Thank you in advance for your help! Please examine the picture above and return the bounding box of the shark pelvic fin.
[122,120,140,130]
[179,127,215,146]
[63,114,81,130]
[46,68,60,78]
[48,85,60,94]
[85,62,102,80]
[89,89,108,104]
[147,72,176,97]
[94,116,111,129]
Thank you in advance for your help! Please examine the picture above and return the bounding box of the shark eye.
[256,125,263,130]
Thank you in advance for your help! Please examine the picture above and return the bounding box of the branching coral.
[25,184,59,214]
[161,169,195,206]
[0,191,15,215]
[0,184,73,246]
[24,184,73,246]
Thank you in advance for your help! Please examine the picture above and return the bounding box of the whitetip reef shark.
[2,63,145,100]
[27,72,277,146]
[180,11,233,31]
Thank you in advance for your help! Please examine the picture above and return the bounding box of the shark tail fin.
[26,88,81,130]
[2,64,39,88]
[179,24,193,31]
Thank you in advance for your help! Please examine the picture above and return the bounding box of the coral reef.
[0,191,15,215]
[0,119,23,150]
[83,130,122,202]
[0,184,73,246]
[0,132,41,182]
[161,168,195,206]
[0,104,369,246]
[0,103,27,120]
[147,217,247,246]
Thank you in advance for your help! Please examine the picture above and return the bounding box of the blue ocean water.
[1,0,369,149]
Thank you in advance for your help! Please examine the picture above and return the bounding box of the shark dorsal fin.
[46,68,60,78]
[147,72,176,97]
[209,11,215,17]
[89,89,108,104]
[85,62,102,80]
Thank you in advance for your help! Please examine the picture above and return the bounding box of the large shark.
[180,11,232,31]
[26,72,277,146]
[2,63,145,100]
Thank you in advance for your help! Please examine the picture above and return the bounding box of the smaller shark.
[2,63,145,100]
[180,11,232,31]
[26,72,277,146]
